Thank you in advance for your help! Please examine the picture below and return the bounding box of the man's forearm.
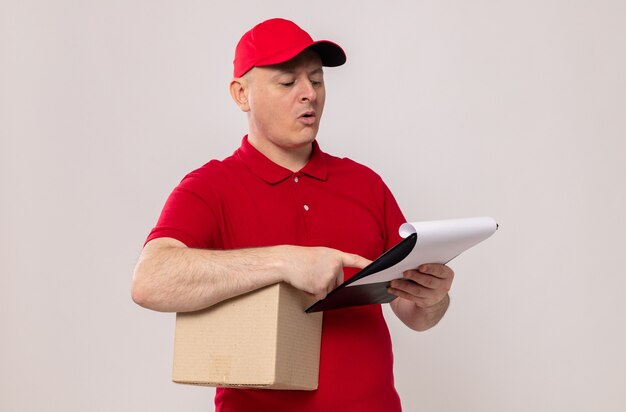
[131,237,369,313]
[390,294,450,332]
[131,238,285,312]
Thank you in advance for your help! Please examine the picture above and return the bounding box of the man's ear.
[229,78,250,112]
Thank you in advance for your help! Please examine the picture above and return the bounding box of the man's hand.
[388,264,454,308]
[277,246,371,300]
[388,263,454,331]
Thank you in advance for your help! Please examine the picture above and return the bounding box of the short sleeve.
[382,181,407,251]
[145,170,221,249]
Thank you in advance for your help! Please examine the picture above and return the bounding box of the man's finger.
[403,270,441,290]
[341,252,372,269]
[418,263,454,279]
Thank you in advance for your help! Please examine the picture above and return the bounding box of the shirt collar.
[236,135,328,184]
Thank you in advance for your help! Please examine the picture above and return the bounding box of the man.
[132,18,454,411]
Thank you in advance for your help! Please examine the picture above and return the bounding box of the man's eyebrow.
[271,66,324,76]
[272,67,324,79]
[270,69,295,82]
[274,68,296,75]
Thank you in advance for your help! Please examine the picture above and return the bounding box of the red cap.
[233,18,346,77]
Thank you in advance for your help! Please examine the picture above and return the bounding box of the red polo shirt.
[147,136,406,412]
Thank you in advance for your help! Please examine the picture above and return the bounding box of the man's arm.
[131,237,371,312]
[388,264,454,331]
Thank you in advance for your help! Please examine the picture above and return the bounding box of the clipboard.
[305,217,498,313]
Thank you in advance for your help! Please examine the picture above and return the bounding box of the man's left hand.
[388,263,454,309]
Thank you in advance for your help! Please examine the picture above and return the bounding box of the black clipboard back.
[305,233,417,313]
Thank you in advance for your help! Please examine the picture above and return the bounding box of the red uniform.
[147,136,406,411]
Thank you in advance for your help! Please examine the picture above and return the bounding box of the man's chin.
[289,130,318,146]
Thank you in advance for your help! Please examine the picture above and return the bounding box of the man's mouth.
[299,111,317,125]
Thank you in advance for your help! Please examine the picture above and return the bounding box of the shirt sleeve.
[145,169,221,249]
[381,181,407,251]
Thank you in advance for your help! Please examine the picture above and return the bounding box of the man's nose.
[299,80,317,103]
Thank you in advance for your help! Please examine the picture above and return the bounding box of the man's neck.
[247,134,313,172]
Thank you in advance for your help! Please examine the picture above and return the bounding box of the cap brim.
[254,40,346,70]
[309,40,347,67]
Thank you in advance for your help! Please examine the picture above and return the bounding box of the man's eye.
[280,81,295,87]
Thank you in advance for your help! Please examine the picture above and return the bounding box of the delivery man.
[132,18,454,412]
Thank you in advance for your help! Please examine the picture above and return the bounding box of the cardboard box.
[172,282,323,390]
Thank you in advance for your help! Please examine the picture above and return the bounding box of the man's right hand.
[275,246,372,300]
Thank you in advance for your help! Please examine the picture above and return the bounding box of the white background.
[1,1,625,411]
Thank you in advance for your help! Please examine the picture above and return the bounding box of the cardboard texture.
[172,282,323,390]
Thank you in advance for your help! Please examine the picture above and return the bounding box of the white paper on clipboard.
[348,217,498,287]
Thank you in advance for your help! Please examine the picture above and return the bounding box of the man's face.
[243,50,326,154]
